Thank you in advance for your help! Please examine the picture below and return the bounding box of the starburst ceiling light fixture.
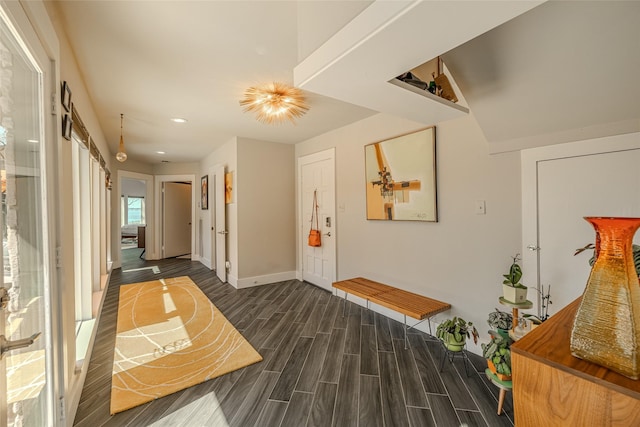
[116,113,127,162]
[239,82,309,125]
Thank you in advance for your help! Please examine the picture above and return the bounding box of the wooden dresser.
[511,298,640,426]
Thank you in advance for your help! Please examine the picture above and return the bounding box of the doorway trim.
[116,170,154,268]
[154,174,197,261]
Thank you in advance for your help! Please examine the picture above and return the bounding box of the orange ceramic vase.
[570,217,640,379]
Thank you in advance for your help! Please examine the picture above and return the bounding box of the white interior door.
[299,149,336,291]
[0,3,54,425]
[215,166,227,283]
[522,135,640,315]
[163,182,192,258]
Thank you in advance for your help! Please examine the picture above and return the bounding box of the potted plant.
[502,253,528,303]
[523,283,552,328]
[436,316,479,351]
[482,334,513,381]
[487,308,512,339]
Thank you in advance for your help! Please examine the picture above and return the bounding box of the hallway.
[73,259,514,426]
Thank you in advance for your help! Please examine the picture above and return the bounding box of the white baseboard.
[234,271,297,289]
[200,256,212,269]
[227,273,238,288]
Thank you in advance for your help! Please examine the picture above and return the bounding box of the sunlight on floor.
[112,314,192,374]
[163,289,177,313]
[149,391,229,426]
[7,349,45,404]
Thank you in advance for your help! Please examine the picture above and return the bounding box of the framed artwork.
[61,81,72,112]
[201,175,208,210]
[225,172,233,204]
[364,126,437,221]
[62,114,72,140]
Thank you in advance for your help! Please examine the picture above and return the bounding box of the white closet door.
[523,135,640,314]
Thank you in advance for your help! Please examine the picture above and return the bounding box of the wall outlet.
[225,261,231,269]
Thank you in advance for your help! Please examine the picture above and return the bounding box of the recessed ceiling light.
[170,118,187,123]
[156,151,165,154]
[27,139,39,143]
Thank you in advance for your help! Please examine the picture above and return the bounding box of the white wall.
[201,138,238,282]
[153,161,200,176]
[237,138,296,285]
[43,3,112,421]
[121,178,146,197]
[198,138,296,287]
[296,112,522,354]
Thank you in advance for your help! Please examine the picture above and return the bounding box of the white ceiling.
[52,1,375,164]
[52,1,640,164]
[443,0,640,153]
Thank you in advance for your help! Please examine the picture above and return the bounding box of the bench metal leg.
[404,315,408,349]
[404,316,435,349]
[342,292,348,317]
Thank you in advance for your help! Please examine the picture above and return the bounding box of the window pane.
[127,197,144,224]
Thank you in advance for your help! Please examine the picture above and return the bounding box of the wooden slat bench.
[333,277,451,348]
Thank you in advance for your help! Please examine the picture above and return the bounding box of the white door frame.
[215,165,227,283]
[154,174,197,261]
[116,171,153,267]
[521,132,640,315]
[297,148,337,286]
[0,1,59,425]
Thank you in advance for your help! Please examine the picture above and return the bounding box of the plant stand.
[498,297,533,336]
[439,341,472,377]
[485,368,512,415]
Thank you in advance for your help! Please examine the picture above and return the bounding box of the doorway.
[298,148,336,291]
[163,182,192,258]
[154,174,196,260]
[120,177,147,267]
[0,3,56,426]
[117,171,153,270]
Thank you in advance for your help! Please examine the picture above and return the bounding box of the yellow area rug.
[110,276,262,414]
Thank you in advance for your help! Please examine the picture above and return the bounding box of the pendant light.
[116,113,127,162]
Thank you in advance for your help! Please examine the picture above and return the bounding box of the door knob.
[324,232,331,237]
[0,332,41,359]
[527,245,541,251]
[218,230,229,235]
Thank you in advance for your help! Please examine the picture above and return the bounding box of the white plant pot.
[502,284,528,304]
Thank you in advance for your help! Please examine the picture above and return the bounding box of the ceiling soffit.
[294,0,545,127]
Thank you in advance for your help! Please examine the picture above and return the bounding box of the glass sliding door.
[0,3,53,427]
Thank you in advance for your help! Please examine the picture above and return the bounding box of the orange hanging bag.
[308,190,321,247]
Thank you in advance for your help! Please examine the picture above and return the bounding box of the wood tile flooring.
[73,255,514,426]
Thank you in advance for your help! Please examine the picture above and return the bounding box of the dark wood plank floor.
[73,251,514,426]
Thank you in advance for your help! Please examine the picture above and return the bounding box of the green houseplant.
[502,253,528,303]
[487,308,512,339]
[482,334,513,380]
[436,317,479,351]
